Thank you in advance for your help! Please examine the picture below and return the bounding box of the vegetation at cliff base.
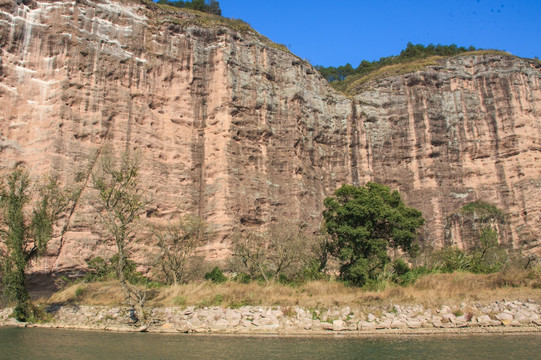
[3,168,538,321]
[0,167,70,321]
[50,269,541,310]
[230,220,323,284]
[323,183,424,286]
[91,153,150,324]
[154,215,206,285]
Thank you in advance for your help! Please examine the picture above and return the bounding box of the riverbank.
[2,299,541,335]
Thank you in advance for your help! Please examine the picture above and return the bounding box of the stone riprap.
[1,300,541,334]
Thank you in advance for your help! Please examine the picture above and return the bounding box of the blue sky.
[158,1,541,67]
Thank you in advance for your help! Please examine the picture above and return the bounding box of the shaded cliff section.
[0,0,539,275]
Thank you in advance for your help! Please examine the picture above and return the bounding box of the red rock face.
[353,56,541,253]
[0,0,539,273]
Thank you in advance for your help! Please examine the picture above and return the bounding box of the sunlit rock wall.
[0,0,539,274]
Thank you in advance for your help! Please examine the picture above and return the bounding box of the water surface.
[1,327,539,359]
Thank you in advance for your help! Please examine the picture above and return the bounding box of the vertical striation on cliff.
[355,55,541,251]
[0,0,540,273]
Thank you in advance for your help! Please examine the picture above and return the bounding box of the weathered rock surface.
[354,56,541,252]
[0,0,540,274]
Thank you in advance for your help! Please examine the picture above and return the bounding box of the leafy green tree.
[156,0,221,15]
[207,0,221,15]
[0,168,69,321]
[323,183,424,286]
[187,0,205,11]
[204,266,227,283]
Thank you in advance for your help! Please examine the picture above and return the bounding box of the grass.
[463,50,513,57]
[334,50,514,95]
[138,0,290,54]
[47,281,125,306]
[336,56,443,95]
[43,268,541,312]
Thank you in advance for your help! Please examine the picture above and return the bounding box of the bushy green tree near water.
[323,183,424,286]
[0,168,70,321]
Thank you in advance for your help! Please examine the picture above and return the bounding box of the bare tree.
[232,230,269,282]
[232,220,318,283]
[91,153,148,324]
[154,215,206,285]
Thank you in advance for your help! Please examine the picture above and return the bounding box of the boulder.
[496,313,514,326]
[332,319,346,331]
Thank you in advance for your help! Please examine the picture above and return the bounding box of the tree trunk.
[14,268,32,321]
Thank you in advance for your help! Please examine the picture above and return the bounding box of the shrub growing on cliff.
[422,201,508,274]
[323,183,424,286]
[0,167,70,321]
[460,201,505,222]
[422,238,507,275]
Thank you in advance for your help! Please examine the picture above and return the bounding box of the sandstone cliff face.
[353,56,541,252]
[0,0,539,273]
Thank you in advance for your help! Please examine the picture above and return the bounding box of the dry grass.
[404,271,541,308]
[141,0,290,54]
[47,281,126,306]
[338,56,442,95]
[462,50,512,57]
[46,280,391,309]
[43,269,541,311]
[335,50,516,95]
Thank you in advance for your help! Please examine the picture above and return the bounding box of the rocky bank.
[0,0,540,275]
[1,300,541,335]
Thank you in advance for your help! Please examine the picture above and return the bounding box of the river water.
[0,327,539,359]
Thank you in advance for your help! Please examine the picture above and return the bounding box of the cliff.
[0,0,540,274]
[351,55,541,253]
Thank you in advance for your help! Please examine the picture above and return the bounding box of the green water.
[0,327,539,359]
